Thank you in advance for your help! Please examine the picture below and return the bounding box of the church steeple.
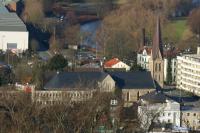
[152,17,163,60]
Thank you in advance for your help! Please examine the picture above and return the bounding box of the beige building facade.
[181,108,200,130]
[122,89,155,106]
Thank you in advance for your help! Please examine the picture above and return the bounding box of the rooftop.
[44,72,108,90]
[140,91,168,103]
[0,7,27,32]
[181,100,200,112]
[109,71,155,89]
[104,58,121,67]
[182,54,200,60]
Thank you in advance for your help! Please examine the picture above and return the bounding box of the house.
[181,99,200,131]
[138,91,181,131]
[137,46,152,70]
[104,58,131,71]
[109,71,155,107]
[0,6,28,53]
[32,72,115,105]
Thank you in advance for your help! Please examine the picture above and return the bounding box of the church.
[137,18,164,88]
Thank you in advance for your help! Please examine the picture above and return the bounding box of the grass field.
[165,18,188,41]
[172,18,187,39]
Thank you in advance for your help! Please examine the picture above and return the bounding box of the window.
[127,92,129,101]
[159,63,161,71]
[168,119,171,123]
[163,113,165,116]
[168,113,171,116]
[194,113,196,116]
[155,63,158,71]
[187,113,190,116]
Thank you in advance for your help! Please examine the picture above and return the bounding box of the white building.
[137,46,151,70]
[0,6,28,53]
[104,58,131,71]
[176,47,200,96]
[137,46,178,83]
[138,91,181,131]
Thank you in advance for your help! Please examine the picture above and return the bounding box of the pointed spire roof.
[152,17,163,60]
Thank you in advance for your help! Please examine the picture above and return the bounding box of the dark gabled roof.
[152,17,163,60]
[140,91,168,103]
[44,72,108,90]
[108,71,155,89]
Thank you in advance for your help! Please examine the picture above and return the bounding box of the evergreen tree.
[47,54,68,71]
[166,57,172,84]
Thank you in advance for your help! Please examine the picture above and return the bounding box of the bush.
[47,54,68,71]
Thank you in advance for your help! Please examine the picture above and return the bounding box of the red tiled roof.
[104,58,120,67]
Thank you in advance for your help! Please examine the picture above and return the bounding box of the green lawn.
[164,18,188,42]
[172,18,187,39]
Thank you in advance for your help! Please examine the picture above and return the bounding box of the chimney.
[197,45,200,55]
[142,28,146,47]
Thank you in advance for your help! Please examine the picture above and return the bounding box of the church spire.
[152,17,163,60]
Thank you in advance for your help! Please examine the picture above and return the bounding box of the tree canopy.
[47,54,68,71]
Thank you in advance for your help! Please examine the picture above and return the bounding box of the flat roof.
[0,13,27,32]
[181,54,200,60]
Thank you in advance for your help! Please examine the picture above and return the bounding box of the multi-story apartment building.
[176,47,200,96]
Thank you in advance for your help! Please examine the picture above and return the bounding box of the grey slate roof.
[140,91,168,103]
[109,71,155,89]
[0,12,27,31]
[44,72,108,90]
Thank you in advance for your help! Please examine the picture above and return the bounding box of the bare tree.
[138,104,164,132]
[21,0,44,25]
[188,7,200,41]
[0,89,116,133]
